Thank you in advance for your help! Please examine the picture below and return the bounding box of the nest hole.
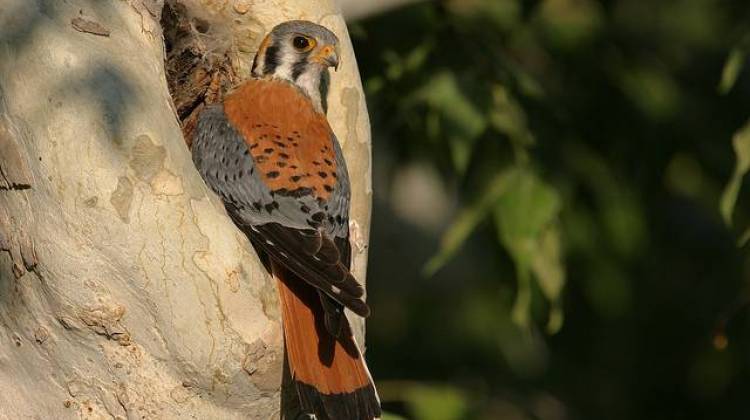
[160,1,239,147]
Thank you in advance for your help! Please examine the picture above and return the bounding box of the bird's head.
[251,20,340,114]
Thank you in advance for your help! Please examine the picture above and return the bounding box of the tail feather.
[318,290,345,337]
[273,260,381,420]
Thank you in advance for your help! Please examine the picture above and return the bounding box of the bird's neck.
[291,66,327,114]
[253,61,329,115]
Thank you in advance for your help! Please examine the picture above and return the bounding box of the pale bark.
[0,0,372,418]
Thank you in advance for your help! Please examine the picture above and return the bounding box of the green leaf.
[406,385,468,420]
[718,47,747,95]
[494,169,565,331]
[532,227,564,301]
[720,119,750,226]
[618,66,680,120]
[403,43,432,73]
[547,302,564,334]
[381,412,409,420]
[424,169,514,276]
[495,170,561,266]
[738,227,750,248]
[532,226,566,333]
[411,71,487,172]
[535,0,604,50]
[718,35,750,95]
[511,262,532,329]
[489,85,535,163]
[381,44,433,81]
[378,382,469,420]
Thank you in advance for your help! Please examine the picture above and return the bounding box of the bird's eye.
[292,36,314,51]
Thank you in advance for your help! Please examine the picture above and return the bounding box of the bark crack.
[0,117,33,191]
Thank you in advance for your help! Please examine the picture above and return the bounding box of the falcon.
[191,20,381,419]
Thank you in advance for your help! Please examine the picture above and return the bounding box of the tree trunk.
[0,0,372,418]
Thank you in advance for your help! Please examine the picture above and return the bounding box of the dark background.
[350,1,750,419]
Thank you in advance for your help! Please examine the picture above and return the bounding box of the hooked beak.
[312,44,340,71]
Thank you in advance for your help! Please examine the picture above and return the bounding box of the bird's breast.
[223,78,339,201]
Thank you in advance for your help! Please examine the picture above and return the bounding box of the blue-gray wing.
[191,106,366,319]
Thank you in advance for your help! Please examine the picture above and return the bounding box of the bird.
[190,20,381,419]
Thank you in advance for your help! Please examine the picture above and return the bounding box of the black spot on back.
[275,187,314,198]
[264,202,276,213]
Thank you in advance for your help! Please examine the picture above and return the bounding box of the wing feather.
[192,81,367,319]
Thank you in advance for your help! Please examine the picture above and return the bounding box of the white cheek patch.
[274,43,295,81]
[275,62,293,81]
[296,70,321,100]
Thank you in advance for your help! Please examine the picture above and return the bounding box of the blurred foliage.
[380,382,470,420]
[718,34,750,94]
[720,120,750,237]
[351,0,750,419]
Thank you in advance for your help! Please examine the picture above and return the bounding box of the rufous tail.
[272,260,381,420]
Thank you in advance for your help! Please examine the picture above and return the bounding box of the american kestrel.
[191,21,380,419]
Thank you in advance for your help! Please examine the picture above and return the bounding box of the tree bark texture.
[0,0,372,418]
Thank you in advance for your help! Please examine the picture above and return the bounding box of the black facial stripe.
[319,70,330,114]
[263,45,280,75]
[251,54,259,74]
[292,53,310,81]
